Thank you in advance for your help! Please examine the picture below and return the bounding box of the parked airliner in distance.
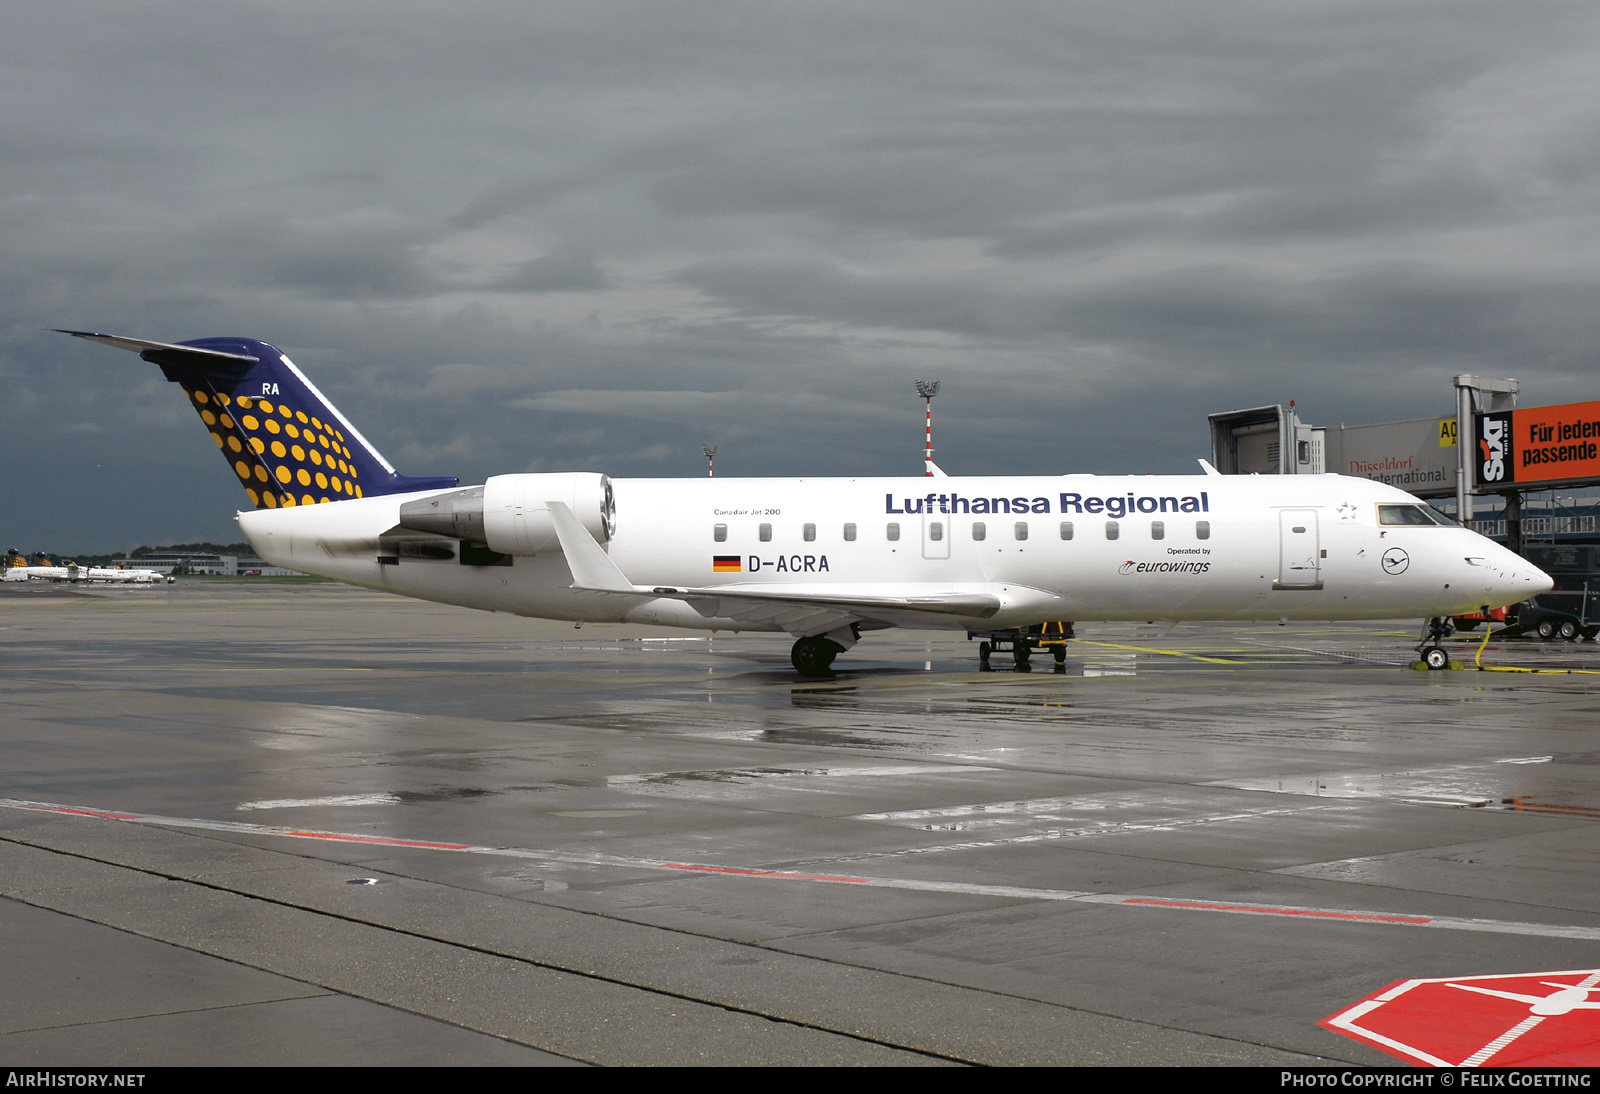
[62,331,1551,674]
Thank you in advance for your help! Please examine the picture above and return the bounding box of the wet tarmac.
[3,580,1599,1065]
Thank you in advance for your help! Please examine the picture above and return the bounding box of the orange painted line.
[57,808,142,821]
[283,830,472,851]
[1122,898,1431,924]
[662,863,871,883]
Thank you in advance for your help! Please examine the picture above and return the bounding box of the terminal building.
[109,553,299,577]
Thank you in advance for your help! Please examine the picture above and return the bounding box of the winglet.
[1198,458,1222,476]
[546,501,638,593]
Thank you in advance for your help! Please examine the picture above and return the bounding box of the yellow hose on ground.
[1473,622,1600,675]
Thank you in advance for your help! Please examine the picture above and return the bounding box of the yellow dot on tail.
[259,400,274,413]
[315,472,328,489]
[276,466,292,484]
[245,487,260,506]
[319,434,330,448]
[311,417,323,430]
[234,460,250,479]
[301,494,314,506]
[297,468,311,486]
[241,415,259,430]
[355,485,363,498]
[201,409,216,425]
[281,495,296,507]
[219,414,234,430]
[249,438,265,454]
[217,393,230,406]
[236,395,252,409]
[227,436,242,452]
[296,410,308,424]
[291,445,305,460]
[319,496,329,504]
[195,391,209,405]
[280,404,292,418]
[335,430,345,442]
[264,492,278,508]
[267,419,282,434]
[255,465,269,482]
[211,433,224,448]
[270,440,286,458]
[331,476,342,493]
[286,423,299,438]
[310,449,322,466]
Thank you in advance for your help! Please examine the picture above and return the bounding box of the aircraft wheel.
[1422,646,1450,670]
[791,636,844,676]
[1559,619,1580,641]
[1583,626,1600,642]
[1053,644,1067,665]
[978,641,992,671]
[1536,619,1557,640]
[1013,644,1031,672]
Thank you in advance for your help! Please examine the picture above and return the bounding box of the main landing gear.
[1416,616,1455,671]
[791,635,845,676]
[974,623,1073,673]
[790,624,861,677]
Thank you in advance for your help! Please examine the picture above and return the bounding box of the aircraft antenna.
[914,381,940,476]
[702,445,718,478]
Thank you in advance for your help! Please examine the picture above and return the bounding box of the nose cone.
[1490,543,1553,599]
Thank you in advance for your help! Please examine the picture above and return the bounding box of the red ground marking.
[1122,898,1431,925]
[1324,969,1600,1067]
[57,808,142,821]
[283,830,472,851]
[662,863,871,884]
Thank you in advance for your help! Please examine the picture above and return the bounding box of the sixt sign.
[1475,400,1600,488]
[884,491,1210,517]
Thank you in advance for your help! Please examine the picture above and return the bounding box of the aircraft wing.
[544,501,1002,633]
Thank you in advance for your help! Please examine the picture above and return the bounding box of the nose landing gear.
[1415,616,1458,671]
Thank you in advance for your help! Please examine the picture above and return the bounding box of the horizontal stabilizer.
[57,330,259,379]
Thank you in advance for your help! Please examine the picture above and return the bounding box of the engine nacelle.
[396,473,614,556]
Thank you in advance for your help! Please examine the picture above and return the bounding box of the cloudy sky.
[4,2,1599,550]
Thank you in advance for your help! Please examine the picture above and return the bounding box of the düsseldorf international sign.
[1475,400,1600,489]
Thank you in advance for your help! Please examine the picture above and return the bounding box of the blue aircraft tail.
[60,331,458,510]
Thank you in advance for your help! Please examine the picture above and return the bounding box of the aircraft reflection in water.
[63,331,1549,674]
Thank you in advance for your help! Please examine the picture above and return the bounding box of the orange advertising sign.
[1475,400,1600,487]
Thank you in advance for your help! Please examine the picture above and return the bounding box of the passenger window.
[803,523,816,542]
[972,521,986,541]
[1060,521,1073,540]
[1014,522,1029,541]
[886,522,900,541]
[714,523,727,542]
[759,523,772,542]
[1105,521,1120,540]
[929,521,944,542]
[1196,520,1210,540]
[1151,520,1164,540]
[843,523,856,541]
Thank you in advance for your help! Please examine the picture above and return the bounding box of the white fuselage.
[237,473,1549,635]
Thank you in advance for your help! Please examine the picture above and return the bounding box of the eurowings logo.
[1480,417,1507,482]
[1119,560,1211,575]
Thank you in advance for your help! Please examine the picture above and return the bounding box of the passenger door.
[1277,509,1321,589]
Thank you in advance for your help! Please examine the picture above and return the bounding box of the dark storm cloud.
[3,2,1599,549]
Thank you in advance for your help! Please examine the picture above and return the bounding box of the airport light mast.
[915,380,940,476]
[703,445,718,478]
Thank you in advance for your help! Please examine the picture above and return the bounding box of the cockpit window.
[1378,504,1453,527]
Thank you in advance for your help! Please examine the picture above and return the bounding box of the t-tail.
[59,331,458,509]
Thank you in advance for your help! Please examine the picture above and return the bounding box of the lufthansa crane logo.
[1381,547,1410,575]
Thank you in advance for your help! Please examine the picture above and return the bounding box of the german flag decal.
[713,555,742,573]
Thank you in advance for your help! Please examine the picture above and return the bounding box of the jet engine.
[396,473,615,556]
